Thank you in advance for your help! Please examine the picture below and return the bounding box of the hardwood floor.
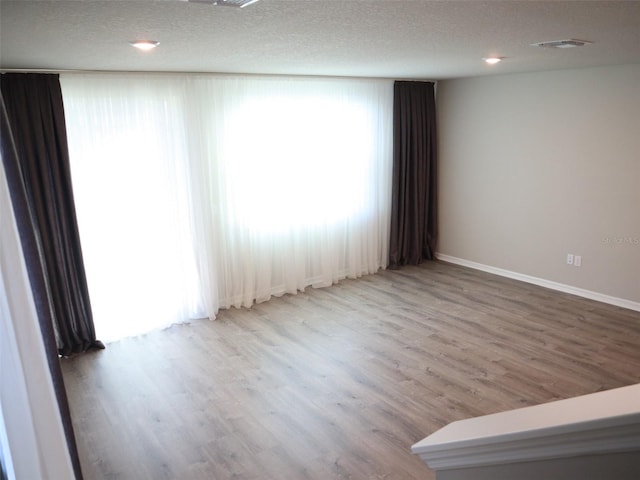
[61,261,640,480]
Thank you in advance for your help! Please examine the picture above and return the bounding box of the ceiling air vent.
[187,0,259,7]
[531,39,593,49]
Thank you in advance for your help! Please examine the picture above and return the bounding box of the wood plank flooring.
[61,261,640,480]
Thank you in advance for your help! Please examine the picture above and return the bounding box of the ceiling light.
[531,39,593,49]
[483,57,503,65]
[129,40,160,51]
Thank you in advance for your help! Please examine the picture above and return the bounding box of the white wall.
[0,153,75,479]
[437,64,640,306]
[439,452,640,480]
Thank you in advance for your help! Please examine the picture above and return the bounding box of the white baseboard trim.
[435,253,640,313]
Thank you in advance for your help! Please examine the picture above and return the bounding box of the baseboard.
[435,253,640,313]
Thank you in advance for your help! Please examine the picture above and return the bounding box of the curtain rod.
[0,68,436,83]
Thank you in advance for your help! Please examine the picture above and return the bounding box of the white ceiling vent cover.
[186,0,260,7]
[531,39,593,49]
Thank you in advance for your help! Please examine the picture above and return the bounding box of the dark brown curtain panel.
[0,73,103,355]
[0,88,84,479]
[389,81,438,268]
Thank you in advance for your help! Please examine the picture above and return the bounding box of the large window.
[61,74,393,341]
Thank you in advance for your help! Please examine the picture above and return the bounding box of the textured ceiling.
[1,0,639,80]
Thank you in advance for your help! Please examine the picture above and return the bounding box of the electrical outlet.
[567,254,574,265]
[574,255,582,267]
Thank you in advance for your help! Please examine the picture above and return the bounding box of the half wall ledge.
[412,383,640,480]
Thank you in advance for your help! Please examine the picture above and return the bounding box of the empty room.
[1,1,639,479]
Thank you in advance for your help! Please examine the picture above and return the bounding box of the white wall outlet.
[567,253,574,265]
[574,255,582,267]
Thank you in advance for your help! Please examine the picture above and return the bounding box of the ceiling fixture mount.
[531,39,593,49]
[129,40,160,51]
[483,57,503,65]
[186,0,260,7]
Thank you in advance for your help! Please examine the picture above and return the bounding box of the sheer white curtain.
[186,76,394,313]
[61,74,393,341]
[61,75,204,342]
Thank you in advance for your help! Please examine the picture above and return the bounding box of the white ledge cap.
[412,383,640,470]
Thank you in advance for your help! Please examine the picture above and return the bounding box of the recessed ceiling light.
[483,57,503,65]
[129,40,160,51]
[186,0,260,7]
